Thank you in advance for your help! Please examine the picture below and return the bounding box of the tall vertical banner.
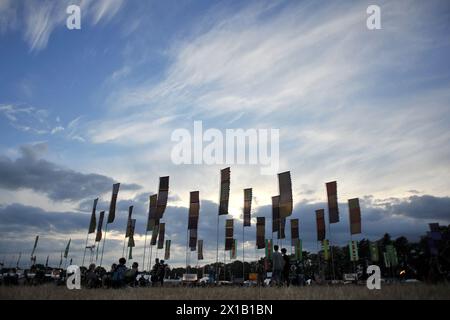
[219,167,230,215]
[164,240,171,260]
[278,171,293,218]
[188,191,200,230]
[272,196,280,233]
[64,239,71,258]
[322,239,330,261]
[243,188,252,227]
[127,219,136,248]
[348,198,361,235]
[315,209,326,241]
[151,224,159,246]
[88,198,98,234]
[290,219,299,246]
[198,240,204,260]
[277,217,286,239]
[225,219,234,250]
[349,240,359,261]
[294,239,302,261]
[189,228,197,250]
[31,235,39,257]
[326,181,339,223]
[147,194,158,231]
[107,183,120,224]
[125,206,134,237]
[95,211,105,242]
[230,239,237,259]
[370,241,379,262]
[265,239,273,260]
[256,217,265,249]
[156,176,169,219]
[157,223,165,249]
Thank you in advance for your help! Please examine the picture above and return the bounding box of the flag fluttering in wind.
[326,181,339,223]
[125,206,134,237]
[157,223,165,249]
[45,255,49,268]
[278,171,293,219]
[230,239,237,259]
[315,209,326,241]
[88,198,98,234]
[348,198,361,235]
[349,240,359,262]
[107,183,120,224]
[151,224,159,246]
[147,194,158,231]
[272,196,280,233]
[189,228,197,250]
[156,176,169,219]
[294,238,302,261]
[197,239,203,260]
[127,219,136,248]
[31,235,39,257]
[219,167,230,215]
[290,219,299,246]
[188,191,200,230]
[243,188,252,227]
[225,219,234,250]
[64,239,71,258]
[95,211,105,242]
[256,217,265,249]
[164,240,171,260]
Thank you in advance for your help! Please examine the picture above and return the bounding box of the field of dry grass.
[1,283,450,300]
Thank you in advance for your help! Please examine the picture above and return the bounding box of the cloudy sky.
[0,0,449,269]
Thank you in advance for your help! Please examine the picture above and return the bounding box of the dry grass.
[1,283,450,300]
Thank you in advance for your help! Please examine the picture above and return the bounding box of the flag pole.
[242,222,245,280]
[328,221,336,281]
[142,231,148,271]
[215,213,220,283]
[99,223,108,267]
[81,232,90,267]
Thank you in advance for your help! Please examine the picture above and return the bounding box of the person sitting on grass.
[112,258,127,288]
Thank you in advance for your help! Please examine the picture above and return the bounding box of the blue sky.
[0,0,449,268]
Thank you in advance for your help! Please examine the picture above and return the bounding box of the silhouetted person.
[112,257,127,288]
[272,245,284,286]
[151,258,160,287]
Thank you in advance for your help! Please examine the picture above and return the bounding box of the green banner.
[370,241,379,262]
[295,239,302,261]
[349,240,359,262]
[322,239,329,261]
[385,244,398,267]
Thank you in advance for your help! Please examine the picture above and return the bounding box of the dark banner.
[243,188,252,227]
[290,218,299,245]
[157,223,165,249]
[272,195,280,233]
[326,181,339,223]
[95,211,105,242]
[219,167,230,215]
[278,171,293,218]
[188,191,200,230]
[277,217,286,239]
[256,217,265,249]
[107,183,120,224]
[198,239,204,260]
[125,205,134,237]
[88,198,98,234]
[156,176,169,219]
[151,224,159,246]
[146,194,158,231]
[189,228,197,250]
[225,219,234,250]
[348,198,361,235]
[316,209,326,241]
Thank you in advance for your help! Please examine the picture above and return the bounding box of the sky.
[0,0,449,269]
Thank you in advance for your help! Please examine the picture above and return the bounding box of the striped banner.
[219,167,230,215]
[188,191,200,230]
[225,219,234,251]
[243,188,252,227]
